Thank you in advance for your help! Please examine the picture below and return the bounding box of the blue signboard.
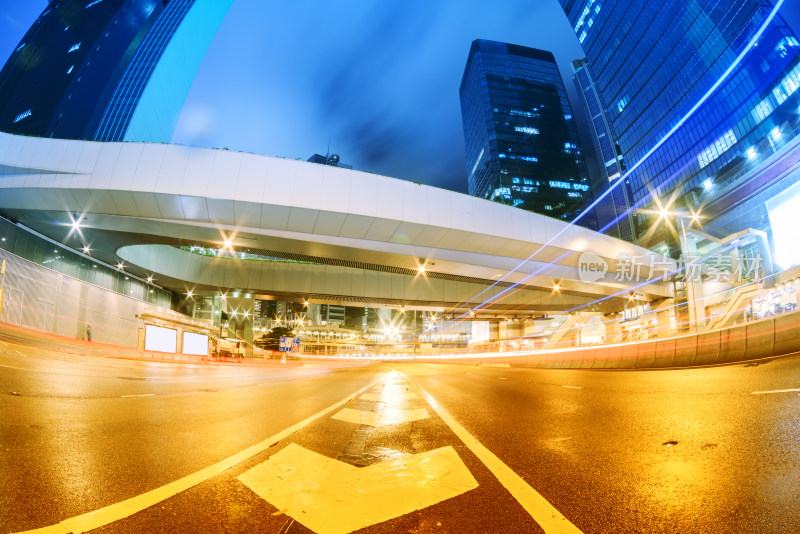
[279,337,300,352]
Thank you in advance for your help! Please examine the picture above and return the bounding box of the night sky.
[2,2,800,193]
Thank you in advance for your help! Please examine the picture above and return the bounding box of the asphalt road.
[1,330,799,533]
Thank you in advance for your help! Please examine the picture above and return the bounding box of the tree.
[257,325,295,351]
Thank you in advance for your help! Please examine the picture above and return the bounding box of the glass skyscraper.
[459,39,595,224]
[0,0,231,143]
[572,58,636,241]
[559,1,800,251]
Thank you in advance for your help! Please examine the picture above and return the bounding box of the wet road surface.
[1,331,799,533]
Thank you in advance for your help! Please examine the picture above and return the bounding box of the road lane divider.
[399,371,584,534]
[12,372,390,534]
[751,388,800,395]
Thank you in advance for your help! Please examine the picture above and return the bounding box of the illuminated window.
[68,43,81,53]
[549,180,571,189]
[85,0,104,7]
[751,98,773,122]
[514,126,539,135]
[775,37,800,58]
[617,95,630,113]
[697,129,737,168]
[66,65,74,74]
[513,155,538,162]
[13,109,31,123]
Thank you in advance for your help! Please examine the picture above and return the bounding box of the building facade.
[459,39,595,224]
[0,0,231,143]
[559,0,800,263]
[572,58,636,241]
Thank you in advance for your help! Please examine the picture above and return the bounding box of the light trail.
[451,0,786,319]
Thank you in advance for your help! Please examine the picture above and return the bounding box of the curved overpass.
[0,132,673,313]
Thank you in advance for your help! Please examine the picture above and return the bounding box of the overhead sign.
[280,337,300,352]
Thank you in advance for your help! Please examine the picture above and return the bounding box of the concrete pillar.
[489,320,500,342]
[656,307,672,337]
[680,223,706,330]
[228,296,254,357]
[753,231,775,288]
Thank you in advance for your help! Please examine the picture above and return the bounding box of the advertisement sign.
[183,332,209,356]
[144,324,178,353]
[280,337,301,352]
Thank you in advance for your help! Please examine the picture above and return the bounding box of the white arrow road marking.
[332,407,429,426]
[360,391,418,402]
[12,373,390,534]
[238,443,478,534]
[751,388,800,395]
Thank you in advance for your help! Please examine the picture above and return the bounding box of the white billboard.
[183,332,209,356]
[767,180,800,270]
[144,324,177,353]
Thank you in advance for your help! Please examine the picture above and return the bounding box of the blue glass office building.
[572,58,636,241]
[559,1,800,252]
[459,39,594,224]
[0,0,231,143]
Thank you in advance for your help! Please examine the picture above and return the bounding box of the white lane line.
[561,386,583,390]
[120,394,155,398]
[400,373,583,534]
[12,372,390,534]
[498,377,509,380]
[751,388,800,395]
[0,363,33,371]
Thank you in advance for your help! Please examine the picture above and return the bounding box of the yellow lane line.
[400,372,583,534]
[13,372,390,534]
[751,388,800,395]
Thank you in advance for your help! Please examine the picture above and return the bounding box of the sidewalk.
[0,320,306,368]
